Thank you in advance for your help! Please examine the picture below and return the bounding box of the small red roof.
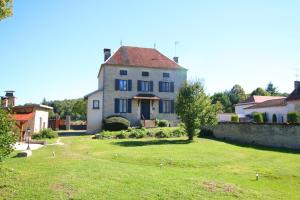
[13,113,34,121]
[237,95,285,105]
[105,46,184,69]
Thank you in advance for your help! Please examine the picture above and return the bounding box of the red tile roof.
[237,95,285,105]
[13,113,34,121]
[105,46,185,69]
[245,98,286,109]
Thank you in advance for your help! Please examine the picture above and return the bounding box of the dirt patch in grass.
[51,183,75,198]
[0,184,14,199]
[202,181,241,197]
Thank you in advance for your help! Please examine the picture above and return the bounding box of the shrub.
[253,112,263,123]
[103,116,129,131]
[272,114,277,123]
[171,128,186,137]
[116,130,129,139]
[231,114,239,122]
[198,128,214,138]
[287,112,300,124]
[157,120,169,127]
[32,128,57,139]
[128,128,148,139]
[155,130,170,138]
[262,112,268,123]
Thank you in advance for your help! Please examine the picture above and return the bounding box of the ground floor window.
[159,100,175,113]
[93,100,100,109]
[115,98,132,113]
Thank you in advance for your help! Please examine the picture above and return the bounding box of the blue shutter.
[137,80,141,91]
[159,81,162,92]
[171,100,175,113]
[170,82,174,92]
[114,99,119,113]
[159,100,163,113]
[150,81,153,92]
[127,99,132,113]
[128,80,132,91]
[115,79,119,91]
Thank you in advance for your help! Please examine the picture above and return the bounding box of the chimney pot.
[104,48,111,62]
[173,57,179,63]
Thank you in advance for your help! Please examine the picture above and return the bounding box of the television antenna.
[174,41,179,56]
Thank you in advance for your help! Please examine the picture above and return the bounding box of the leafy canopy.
[0,0,13,21]
[175,81,220,140]
[0,109,16,162]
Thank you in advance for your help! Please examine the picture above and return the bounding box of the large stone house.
[235,81,300,123]
[85,46,187,133]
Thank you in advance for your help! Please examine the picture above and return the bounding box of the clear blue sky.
[1,0,300,105]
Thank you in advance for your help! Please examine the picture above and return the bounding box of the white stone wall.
[244,106,288,123]
[33,109,49,133]
[235,103,255,117]
[87,91,103,133]
[102,65,187,126]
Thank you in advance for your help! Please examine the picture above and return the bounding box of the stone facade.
[213,122,300,150]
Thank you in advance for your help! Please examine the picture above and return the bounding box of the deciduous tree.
[0,0,13,21]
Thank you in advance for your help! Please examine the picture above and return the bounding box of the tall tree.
[229,84,247,105]
[266,82,279,96]
[0,109,16,162]
[251,87,270,96]
[211,92,232,113]
[176,81,220,140]
[0,0,13,21]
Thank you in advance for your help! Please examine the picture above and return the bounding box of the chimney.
[104,48,111,62]
[295,81,300,90]
[4,91,16,107]
[173,56,179,63]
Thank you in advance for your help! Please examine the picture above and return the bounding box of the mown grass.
[1,136,300,200]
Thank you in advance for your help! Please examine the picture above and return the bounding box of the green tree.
[251,87,270,96]
[211,92,232,113]
[266,82,279,96]
[229,84,247,105]
[72,99,87,120]
[0,0,13,21]
[175,81,220,140]
[0,109,16,162]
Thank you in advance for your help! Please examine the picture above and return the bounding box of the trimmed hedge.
[103,116,130,131]
[253,112,264,123]
[231,114,239,122]
[32,128,57,139]
[287,112,300,124]
[155,119,169,127]
[272,114,277,123]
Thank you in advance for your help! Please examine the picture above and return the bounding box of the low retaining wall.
[212,122,300,150]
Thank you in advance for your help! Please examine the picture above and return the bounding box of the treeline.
[211,82,289,113]
[42,98,87,120]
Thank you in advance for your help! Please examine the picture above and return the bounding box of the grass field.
[1,136,300,200]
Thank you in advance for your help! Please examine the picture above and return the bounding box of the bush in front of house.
[262,112,268,123]
[128,128,149,139]
[253,112,264,123]
[231,114,239,122]
[155,119,169,127]
[103,116,130,131]
[32,128,58,139]
[287,112,300,124]
[272,114,277,123]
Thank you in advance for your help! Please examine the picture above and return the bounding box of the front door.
[141,99,150,120]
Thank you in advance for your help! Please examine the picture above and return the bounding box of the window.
[119,80,128,91]
[120,70,127,75]
[115,79,132,91]
[159,100,175,113]
[119,99,128,113]
[93,100,100,109]
[142,71,149,76]
[163,73,170,78]
[115,98,132,113]
[159,81,174,92]
[137,80,153,92]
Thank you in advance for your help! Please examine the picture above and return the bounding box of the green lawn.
[1,136,300,200]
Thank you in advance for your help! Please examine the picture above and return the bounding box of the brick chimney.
[104,48,111,62]
[173,56,179,63]
[295,81,300,90]
[2,91,16,107]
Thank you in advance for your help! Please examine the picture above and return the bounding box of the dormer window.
[163,73,170,78]
[120,70,127,75]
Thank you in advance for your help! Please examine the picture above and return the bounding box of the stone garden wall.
[213,122,300,150]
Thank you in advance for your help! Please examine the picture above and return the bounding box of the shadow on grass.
[203,136,300,154]
[113,139,192,147]
[58,131,88,137]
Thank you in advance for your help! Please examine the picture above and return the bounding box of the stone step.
[140,120,156,128]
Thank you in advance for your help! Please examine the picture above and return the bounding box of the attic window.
[163,73,170,78]
[142,71,149,76]
[120,70,127,75]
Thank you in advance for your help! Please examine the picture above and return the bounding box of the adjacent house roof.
[236,95,285,106]
[245,98,286,109]
[286,87,300,102]
[13,113,34,122]
[104,46,186,70]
